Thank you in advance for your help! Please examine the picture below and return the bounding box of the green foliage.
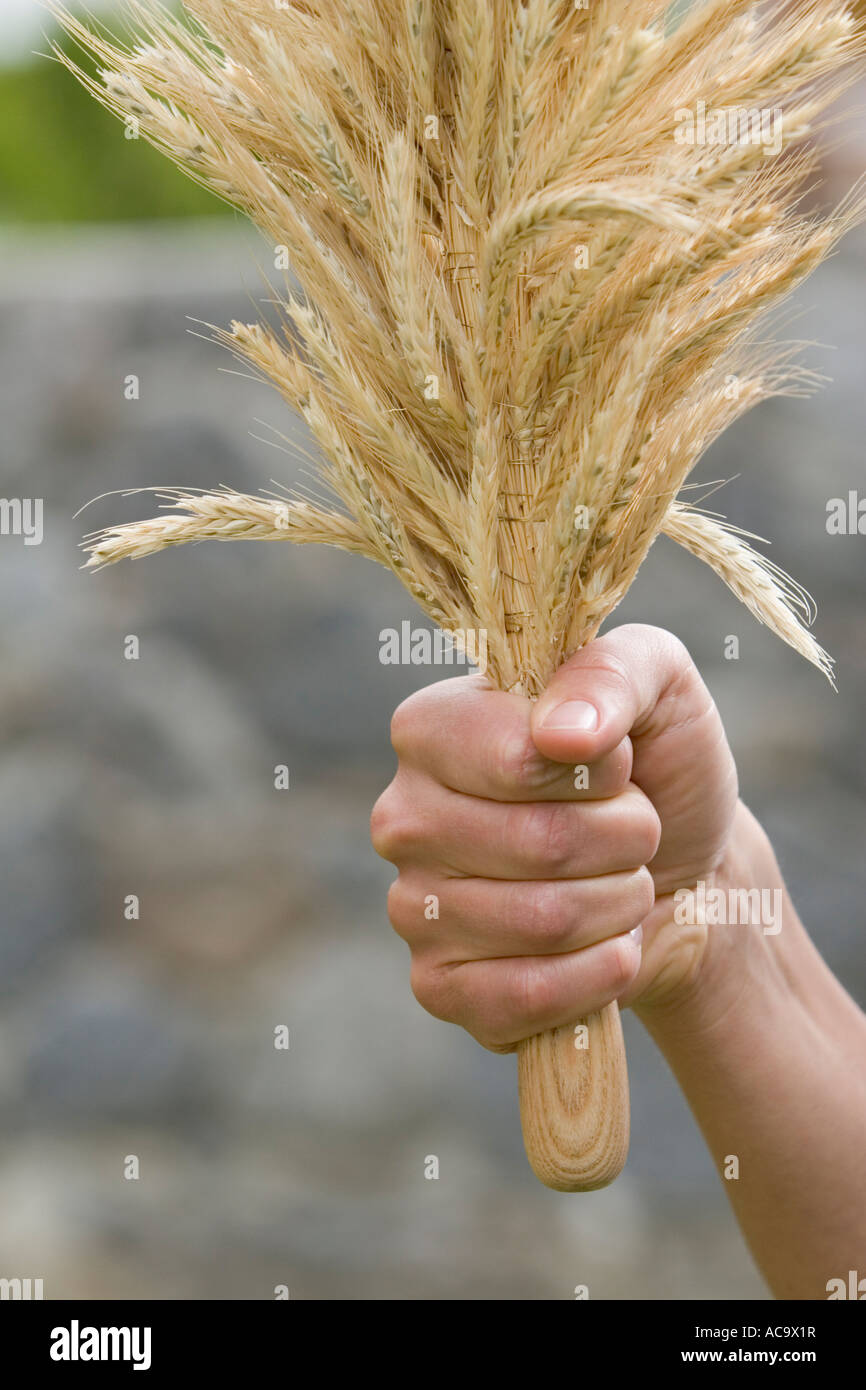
[0,56,225,222]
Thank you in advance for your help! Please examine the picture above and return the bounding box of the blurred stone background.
[0,6,864,1301]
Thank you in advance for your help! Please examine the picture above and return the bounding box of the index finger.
[389,675,633,802]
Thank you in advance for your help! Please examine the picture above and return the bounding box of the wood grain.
[517,1002,630,1191]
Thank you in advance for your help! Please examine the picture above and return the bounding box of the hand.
[370,624,740,1051]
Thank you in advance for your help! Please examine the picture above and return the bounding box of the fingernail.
[629,925,644,949]
[539,699,599,732]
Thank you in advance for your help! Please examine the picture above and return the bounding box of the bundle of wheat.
[53,0,864,1189]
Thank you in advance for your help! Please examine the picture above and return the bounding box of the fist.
[370,624,739,1051]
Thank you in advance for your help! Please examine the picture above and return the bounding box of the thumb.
[530,624,695,762]
[530,624,738,890]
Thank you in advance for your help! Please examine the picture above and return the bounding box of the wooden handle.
[517,1001,630,1191]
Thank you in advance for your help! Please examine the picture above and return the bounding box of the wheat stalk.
[52,0,865,693]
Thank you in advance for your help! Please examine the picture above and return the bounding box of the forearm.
[636,803,866,1299]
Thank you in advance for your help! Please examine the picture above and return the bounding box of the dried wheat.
[51,0,866,691]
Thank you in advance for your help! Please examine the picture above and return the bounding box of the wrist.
[633,800,811,1047]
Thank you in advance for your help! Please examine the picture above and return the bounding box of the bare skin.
[370,624,866,1300]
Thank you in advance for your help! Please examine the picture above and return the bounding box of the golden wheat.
[52,0,866,694]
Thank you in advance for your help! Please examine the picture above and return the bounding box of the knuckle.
[389,691,425,757]
[609,737,634,791]
[609,933,643,992]
[369,790,394,857]
[409,960,456,1023]
[470,961,562,1049]
[521,802,576,874]
[510,959,560,1033]
[640,803,663,862]
[585,647,634,699]
[630,865,656,921]
[654,626,693,671]
[522,881,573,950]
[641,627,706,708]
[369,782,419,862]
[385,878,414,940]
[622,788,662,864]
[619,623,691,671]
[493,731,554,797]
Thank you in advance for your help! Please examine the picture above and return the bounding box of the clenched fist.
[371,624,740,1051]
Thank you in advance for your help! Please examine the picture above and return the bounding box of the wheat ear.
[662,502,834,683]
